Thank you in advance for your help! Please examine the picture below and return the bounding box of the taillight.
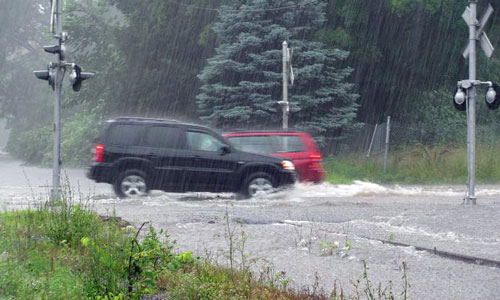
[94,145,104,162]
[309,152,323,169]
[310,152,322,160]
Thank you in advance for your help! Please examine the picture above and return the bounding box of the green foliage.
[0,194,192,300]
[60,108,102,166]
[106,0,220,117]
[6,107,102,166]
[5,123,52,164]
[197,0,361,142]
[325,154,383,184]
[325,144,500,184]
[390,0,452,14]
[4,0,500,165]
[321,0,482,126]
[411,89,467,146]
[319,239,338,256]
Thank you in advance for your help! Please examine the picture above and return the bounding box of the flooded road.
[1,157,500,299]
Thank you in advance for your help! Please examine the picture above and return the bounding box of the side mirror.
[220,145,231,155]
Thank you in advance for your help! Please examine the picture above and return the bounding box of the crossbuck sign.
[463,3,494,58]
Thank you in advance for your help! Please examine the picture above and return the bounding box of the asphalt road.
[1,156,500,299]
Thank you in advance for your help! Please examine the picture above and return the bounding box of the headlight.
[281,160,295,170]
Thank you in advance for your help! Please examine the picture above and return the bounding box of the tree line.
[1,0,500,165]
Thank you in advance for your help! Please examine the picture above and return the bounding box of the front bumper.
[276,170,296,187]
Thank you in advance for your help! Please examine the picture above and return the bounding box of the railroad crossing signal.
[453,1,498,205]
[462,3,494,58]
[32,0,94,202]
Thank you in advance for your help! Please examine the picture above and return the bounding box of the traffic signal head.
[485,83,500,110]
[69,64,94,92]
[34,69,55,90]
[453,87,466,111]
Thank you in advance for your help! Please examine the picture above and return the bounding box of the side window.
[187,131,222,152]
[276,135,304,152]
[144,126,184,149]
[228,136,274,154]
[107,124,142,146]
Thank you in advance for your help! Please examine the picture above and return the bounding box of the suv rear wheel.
[240,172,275,199]
[114,169,149,198]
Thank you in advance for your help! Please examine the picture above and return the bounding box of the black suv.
[87,117,296,198]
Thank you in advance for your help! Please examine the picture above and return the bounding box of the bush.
[6,109,101,166]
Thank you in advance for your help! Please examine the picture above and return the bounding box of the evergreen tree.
[197,0,361,141]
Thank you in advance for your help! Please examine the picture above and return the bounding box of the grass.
[0,192,410,300]
[324,144,500,184]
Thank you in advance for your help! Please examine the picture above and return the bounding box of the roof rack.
[109,117,182,123]
[223,128,306,134]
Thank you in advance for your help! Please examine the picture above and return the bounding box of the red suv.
[223,130,326,183]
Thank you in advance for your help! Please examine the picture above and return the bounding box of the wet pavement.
[1,157,499,299]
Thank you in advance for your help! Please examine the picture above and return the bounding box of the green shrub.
[6,109,101,166]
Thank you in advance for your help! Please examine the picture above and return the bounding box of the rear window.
[228,135,304,154]
[107,124,142,146]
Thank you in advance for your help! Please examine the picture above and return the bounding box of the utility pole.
[34,0,94,202]
[281,41,289,129]
[279,41,294,129]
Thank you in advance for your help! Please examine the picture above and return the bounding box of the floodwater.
[1,157,500,299]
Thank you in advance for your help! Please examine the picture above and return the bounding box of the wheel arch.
[112,158,154,182]
[237,163,280,189]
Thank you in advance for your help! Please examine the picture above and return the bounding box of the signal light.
[34,69,55,90]
[69,64,95,92]
[485,83,500,110]
[453,87,467,111]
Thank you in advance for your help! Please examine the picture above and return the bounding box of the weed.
[388,233,394,242]
[342,222,353,251]
[319,239,338,256]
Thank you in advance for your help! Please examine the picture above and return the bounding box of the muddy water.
[1,158,499,299]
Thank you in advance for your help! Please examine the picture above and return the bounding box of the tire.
[113,169,150,198]
[240,172,276,199]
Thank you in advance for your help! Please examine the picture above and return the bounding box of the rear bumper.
[87,163,114,183]
[300,169,327,183]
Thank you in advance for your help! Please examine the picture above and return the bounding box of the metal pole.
[366,123,378,157]
[467,0,477,205]
[282,41,289,129]
[51,0,63,201]
[383,116,390,174]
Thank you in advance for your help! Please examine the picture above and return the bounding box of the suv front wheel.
[114,169,149,198]
[240,172,276,199]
